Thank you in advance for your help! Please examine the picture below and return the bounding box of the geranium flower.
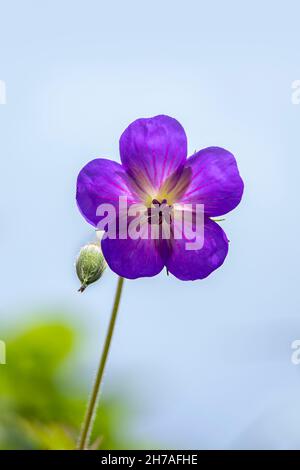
[76,115,244,280]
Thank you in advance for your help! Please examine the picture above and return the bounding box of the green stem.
[77,276,125,450]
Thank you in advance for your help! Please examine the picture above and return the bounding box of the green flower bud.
[76,243,106,292]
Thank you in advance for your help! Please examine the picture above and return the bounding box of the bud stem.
[78,284,87,293]
[77,276,125,450]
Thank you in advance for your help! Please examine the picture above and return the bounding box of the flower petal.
[76,158,138,227]
[119,115,187,194]
[180,147,244,216]
[166,217,229,281]
[101,218,166,279]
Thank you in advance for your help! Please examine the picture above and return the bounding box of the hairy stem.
[77,276,125,450]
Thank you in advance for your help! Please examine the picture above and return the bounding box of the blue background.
[1,0,300,449]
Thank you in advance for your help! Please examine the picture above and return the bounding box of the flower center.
[147,198,172,225]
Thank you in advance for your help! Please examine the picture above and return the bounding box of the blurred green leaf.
[20,420,76,450]
[0,316,140,450]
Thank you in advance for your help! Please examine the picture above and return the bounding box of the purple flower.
[76,115,244,280]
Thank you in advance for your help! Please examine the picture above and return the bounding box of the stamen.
[152,198,160,206]
[147,198,173,226]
